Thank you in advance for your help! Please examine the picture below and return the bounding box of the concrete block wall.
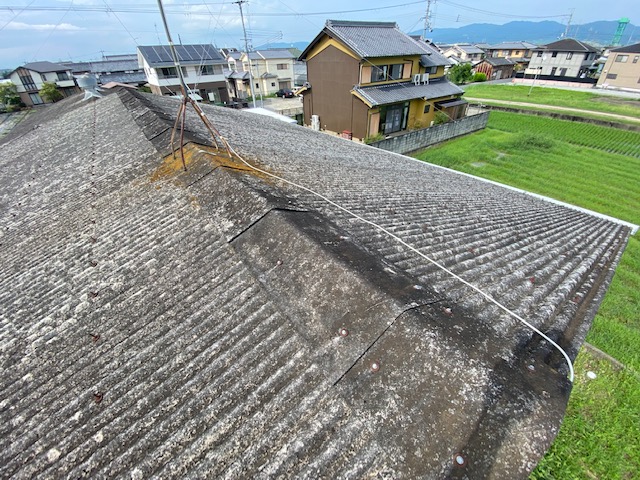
[370,112,490,154]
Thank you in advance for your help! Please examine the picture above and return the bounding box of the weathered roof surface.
[611,42,640,53]
[138,44,226,67]
[538,38,599,52]
[301,20,434,59]
[353,76,463,106]
[64,59,141,74]
[18,61,70,73]
[0,89,634,479]
[98,72,147,85]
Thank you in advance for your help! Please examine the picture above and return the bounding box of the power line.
[437,0,569,20]
[0,1,426,16]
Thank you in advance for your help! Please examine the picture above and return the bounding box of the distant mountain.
[414,20,638,47]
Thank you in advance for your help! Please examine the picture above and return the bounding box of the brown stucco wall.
[304,45,361,135]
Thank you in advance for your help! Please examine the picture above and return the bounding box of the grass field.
[464,83,640,119]
[414,110,640,479]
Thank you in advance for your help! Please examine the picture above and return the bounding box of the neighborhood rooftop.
[137,44,226,67]
[537,38,599,52]
[0,88,634,478]
[312,19,437,58]
[353,76,463,106]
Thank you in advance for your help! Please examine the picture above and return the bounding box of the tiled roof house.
[0,88,635,478]
[299,20,464,139]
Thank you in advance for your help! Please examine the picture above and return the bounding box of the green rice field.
[414,110,640,479]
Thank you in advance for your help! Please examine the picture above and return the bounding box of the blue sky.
[0,0,637,68]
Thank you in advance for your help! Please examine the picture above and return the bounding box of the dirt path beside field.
[465,97,640,124]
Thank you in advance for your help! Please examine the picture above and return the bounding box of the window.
[18,72,37,91]
[550,67,557,76]
[371,63,405,83]
[424,103,431,114]
[29,93,44,105]
[634,56,639,64]
[515,50,521,55]
[389,64,404,80]
[537,51,543,57]
[566,52,573,60]
[199,64,222,75]
[606,73,618,79]
[159,67,178,78]
[56,72,70,81]
[271,82,276,87]
[559,68,567,76]
[276,63,288,70]
[615,55,629,63]
[584,53,590,61]
[426,66,437,74]
[372,65,388,82]
[255,83,259,88]
[551,51,558,58]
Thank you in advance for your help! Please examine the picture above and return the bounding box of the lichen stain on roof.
[0,87,633,479]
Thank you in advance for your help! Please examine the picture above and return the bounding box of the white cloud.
[5,21,84,31]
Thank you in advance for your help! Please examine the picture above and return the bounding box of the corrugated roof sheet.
[353,77,463,106]
[138,44,226,67]
[0,89,633,479]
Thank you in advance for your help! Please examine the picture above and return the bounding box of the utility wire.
[200,134,575,383]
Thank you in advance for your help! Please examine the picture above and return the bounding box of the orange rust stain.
[150,142,267,184]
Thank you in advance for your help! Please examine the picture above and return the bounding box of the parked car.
[276,89,294,98]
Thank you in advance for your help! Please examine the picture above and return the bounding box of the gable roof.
[611,42,640,53]
[16,61,70,73]
[0,89,635,479]
[455,44,485,54]
[483,57,517,67]
[353,76,463,106]
[137,44,226,67]
[488,41,538,50]
[537,38,599,53]
[300,20,434,59]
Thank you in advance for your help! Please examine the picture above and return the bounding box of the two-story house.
[596,42,640,92]
[225,49,296,98]
[63,54,146,87]
[8,62,79,106]
[483,41,537,70]
[299,20,465,140]
[137,44,229,103]
[442,44,485,63]
[527,39,599,78]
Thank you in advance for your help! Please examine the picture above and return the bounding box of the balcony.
[56,79,76,88]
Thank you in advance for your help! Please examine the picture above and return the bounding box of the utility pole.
[422,0,435,40]
[234,0,257,108]
[564,8,574,38]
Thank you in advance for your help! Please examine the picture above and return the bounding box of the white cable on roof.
[201,136,575,383]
